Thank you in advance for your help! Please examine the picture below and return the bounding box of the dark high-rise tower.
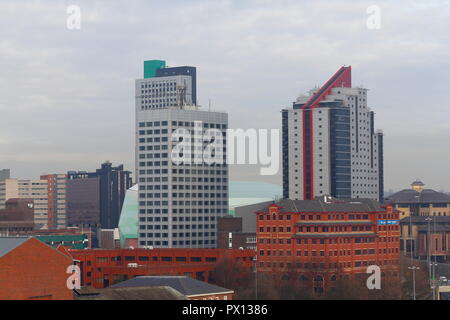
[0,169,10,181]
[67,162,132,230]
[96,162,132,229]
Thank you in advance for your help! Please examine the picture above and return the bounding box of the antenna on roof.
[176,79,187,109]
[291,199,299,212]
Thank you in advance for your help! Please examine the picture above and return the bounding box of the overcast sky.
[0,0,449,192]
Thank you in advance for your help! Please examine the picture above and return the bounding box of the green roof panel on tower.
[144,60,166,78]
[118,184,139,246]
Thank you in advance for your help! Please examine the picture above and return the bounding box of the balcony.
[296,220,373,226]
[294,232,376,238]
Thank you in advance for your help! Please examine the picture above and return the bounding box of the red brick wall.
[68,248,255,289]
[0,238,74,300]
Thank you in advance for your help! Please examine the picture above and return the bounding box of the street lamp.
[408,265,420,300]
[408,205,420,300]
[432,216,438,300]
[430,261,438,300]
[425,215,439,300]
[425,217,433,290]
[408,209,419,300]
[253,254,258,300]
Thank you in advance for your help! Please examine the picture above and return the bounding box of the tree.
[400,256,431,300]
[208,257,254,299]
[322,274,369,300]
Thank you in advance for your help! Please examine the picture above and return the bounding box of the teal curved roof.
[117,182,282,243]
[229,181,281,214]
[118,184,139,245]
[229,181,282,198]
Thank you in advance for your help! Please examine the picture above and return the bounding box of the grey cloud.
[0,0,449,191]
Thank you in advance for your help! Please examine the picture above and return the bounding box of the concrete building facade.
[0,178,19,210]
[41,174,67,229]
[0,178,48,227]
[18,179,49,228]
[136,60,228,249]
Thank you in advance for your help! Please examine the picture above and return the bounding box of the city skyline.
[1,0,450,193]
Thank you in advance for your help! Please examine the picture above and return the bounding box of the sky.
[0,0,449,192]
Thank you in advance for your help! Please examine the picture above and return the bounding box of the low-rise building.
[98,228,120,249]
[0,198,35,235]
[67,247,254,289]
[75,285,188,300]
[386,180,450,219]
[111,276,234,300]
[217,216,256,250]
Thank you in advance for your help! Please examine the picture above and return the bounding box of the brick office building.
[67,248,254,289]
[256,196,400,295]
[0,237,73,300]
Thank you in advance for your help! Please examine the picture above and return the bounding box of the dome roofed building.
[411,180,425,192]
[385,181,450,219]
[388,181,450,262]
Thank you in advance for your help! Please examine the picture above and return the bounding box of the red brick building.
[67,247,254,289]
[0,237,74,300]
[256,196,400,295]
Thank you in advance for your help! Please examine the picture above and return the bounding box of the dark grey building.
[66,177,100,227]
[217,215,256,250]
[96,162,132,229]
[68,162,132,231]
[234,201,274,234]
